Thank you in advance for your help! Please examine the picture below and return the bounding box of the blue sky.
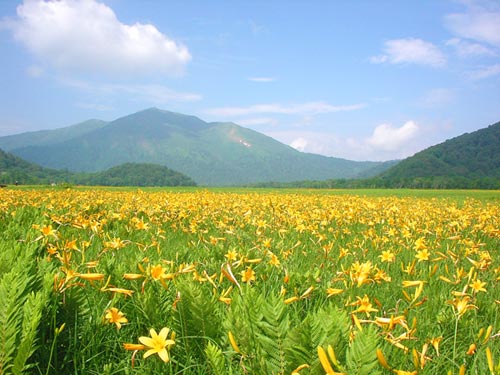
[1,0,499,161]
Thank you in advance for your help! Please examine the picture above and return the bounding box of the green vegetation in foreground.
[0,189,499,374]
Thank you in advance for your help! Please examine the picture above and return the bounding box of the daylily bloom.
[448,295,478,317]
[241,266,256,283]
[351,295,378,316]
[105,307,128,329]
[150,264,167,280]
[469,279,487,293]
[139,328,175,362]
[379,250,395,263]
[77,273,105,281]
[123,343,146,351]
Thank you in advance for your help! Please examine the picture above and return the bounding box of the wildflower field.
[1,187,499,375]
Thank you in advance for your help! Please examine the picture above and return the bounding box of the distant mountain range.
[0,108,395,185]
[1,108,498,188]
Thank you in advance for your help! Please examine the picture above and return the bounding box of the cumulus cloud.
[259,121,426,161]
[4,0,191,76]
[371,38,446,67]
[206,101,365,117]
[290,137,308,152]
[366,121,420,152]
[445,7,500,47]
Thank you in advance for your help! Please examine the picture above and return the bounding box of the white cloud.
[366,121,420,152]
[371,38,446,67]
[469,63,500,79]
[445,7,500,47]
[446,38,496,57]
[290,137,308,152]
[247,77,276,82]
[5,0,191,76]
[206,101,365,117]
[259,121,426,161]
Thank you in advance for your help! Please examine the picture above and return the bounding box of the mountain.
[0,108,394,185]
[0,148,196,187]
[0,148,70,184]
[378,121,500,188]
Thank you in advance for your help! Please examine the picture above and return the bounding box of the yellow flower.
[224,250,238,262]
[466,343,477,355]
[352,295,378,316]
[139,328,175,362]
[291,364,309,374]
[469,279,487,293]
[448,295,478,317]
[228,331,241,354]
[241,266,255,283]
[77,273,105,281]
[268,252,281,266]
[150,264,167,280]
[105,287,134,297]
[41,224,58,238]
[415,248,430,262]
[326,288,344,297]
[123,343,146,351]
[123,273,144,280]
[379,250,395,263]
[430,336,443,357]
[105,307,128,329]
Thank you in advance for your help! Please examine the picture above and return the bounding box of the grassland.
[0,187,499,374]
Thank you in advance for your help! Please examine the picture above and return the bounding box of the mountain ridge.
[0,108,395,185]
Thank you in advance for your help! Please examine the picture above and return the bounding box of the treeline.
[73,163,196,187]
[381,122,500,182]
[251,176,500,190]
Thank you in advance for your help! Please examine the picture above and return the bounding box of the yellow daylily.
[139,328,175,362]
[105,307,128,329]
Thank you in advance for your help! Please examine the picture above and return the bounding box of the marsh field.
[1,187,499,375]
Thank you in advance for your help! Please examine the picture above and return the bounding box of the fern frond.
[0,246,40,375]
[255,293,289,374]
[284,303,351,373]
[12,291,45,375]
[205,341,230,375]
[346,325,381,375]
[173,278,223,369]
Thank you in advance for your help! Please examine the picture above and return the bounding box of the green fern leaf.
[346,325,381,375]
[12,291,45,375]
[205,341,230,375]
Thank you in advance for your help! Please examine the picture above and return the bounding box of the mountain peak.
[110,107,208,131]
